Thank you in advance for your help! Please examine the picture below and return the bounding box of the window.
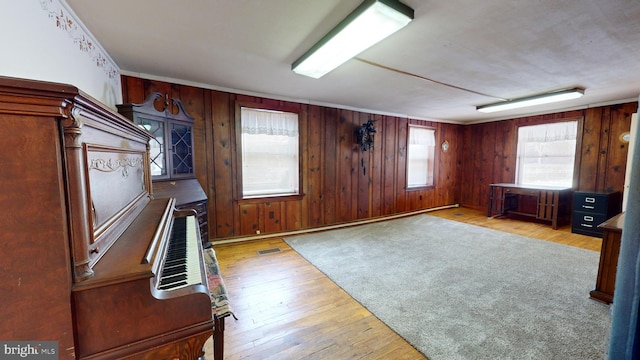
[240,107,300,198]
[515,120,578,187]
[407,125,436,188]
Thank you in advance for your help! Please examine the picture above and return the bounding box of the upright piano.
[0,77,213,359]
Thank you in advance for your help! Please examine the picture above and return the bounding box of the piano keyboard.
[157,215,203,291]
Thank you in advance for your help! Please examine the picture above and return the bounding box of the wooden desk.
[589,212,624,304]
[488,183,572,229]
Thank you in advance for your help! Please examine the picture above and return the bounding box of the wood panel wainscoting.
[207,207,602,359]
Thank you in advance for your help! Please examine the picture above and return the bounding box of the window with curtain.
[407,125,436,188]
[515,120,578,187]
[240,107,299,198]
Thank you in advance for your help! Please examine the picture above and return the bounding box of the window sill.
[406,185,435,191]
[237,193,305,204]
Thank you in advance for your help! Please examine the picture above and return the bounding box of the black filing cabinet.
[572,191,621,237]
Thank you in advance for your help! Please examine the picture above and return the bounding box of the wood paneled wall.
[460,102,638,209]
[121,76,464,240]
[121,75,636,237]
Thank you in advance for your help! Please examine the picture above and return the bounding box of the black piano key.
[158,280,188,290]
[162,259,183,268]
[159,273,187,285]
[162,266,187,277]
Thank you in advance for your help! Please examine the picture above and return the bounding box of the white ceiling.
[66,0,640,124]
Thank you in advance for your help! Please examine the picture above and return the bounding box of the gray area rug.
[284,215,611,359]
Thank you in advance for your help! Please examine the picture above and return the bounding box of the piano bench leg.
[214,316,225,360]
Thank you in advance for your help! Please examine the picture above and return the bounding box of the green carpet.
[285,214,611,359]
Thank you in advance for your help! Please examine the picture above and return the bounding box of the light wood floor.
[204,206,602,359]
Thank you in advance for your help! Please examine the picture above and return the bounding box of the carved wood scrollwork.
[61,105,84,148]
[89,157,144,178]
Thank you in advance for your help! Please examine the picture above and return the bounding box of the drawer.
[572,211,606,236]
[573,192,610,214]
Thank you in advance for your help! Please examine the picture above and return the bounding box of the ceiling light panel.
[292,0,414,79]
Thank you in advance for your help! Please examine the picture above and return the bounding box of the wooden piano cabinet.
[71,198,214,359]
[73,278,213,359]
[0,83,77,357]
[488,183,572,229]
[589,212,624,304]
[0,77,215,360]
[126,332,213,360]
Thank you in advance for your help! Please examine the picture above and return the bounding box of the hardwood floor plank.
[205,207,603,359]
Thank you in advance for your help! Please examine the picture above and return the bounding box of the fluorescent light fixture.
[292,0,414,79]
[476,88,585,113]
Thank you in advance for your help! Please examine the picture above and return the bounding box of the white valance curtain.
[409,127,436,146]
[518,121,577,142]
[241,107,298,137]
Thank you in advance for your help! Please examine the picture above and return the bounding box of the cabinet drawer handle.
[585,197,596,203]
[581,223,593,228]
[582,205,594,209]
[583,215,593,221]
